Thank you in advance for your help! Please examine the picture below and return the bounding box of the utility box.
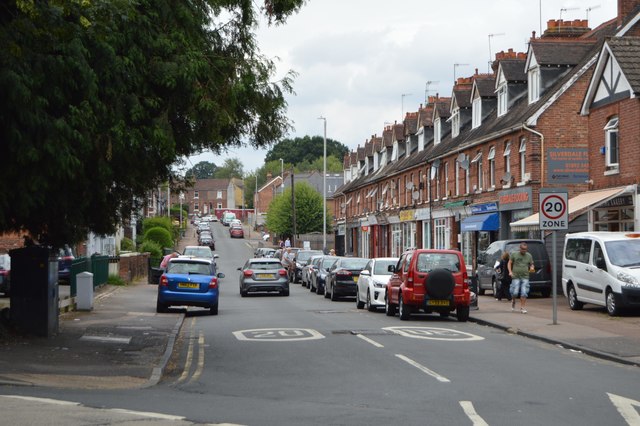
[9,246,59,337]
[76,271,94,311]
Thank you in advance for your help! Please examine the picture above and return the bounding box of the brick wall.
[118,252,150,283]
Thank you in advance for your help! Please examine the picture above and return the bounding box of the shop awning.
[510,186,632,231]
[461,213,499,232]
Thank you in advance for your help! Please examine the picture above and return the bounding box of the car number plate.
[178,282,199,289]
[257,273,275,279]
[426,299,450,306]
[353,276,359,283]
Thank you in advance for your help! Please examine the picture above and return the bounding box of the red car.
[229,224,244,238]
[385,249,471,322]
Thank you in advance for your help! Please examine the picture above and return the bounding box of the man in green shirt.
[508,242,535,313]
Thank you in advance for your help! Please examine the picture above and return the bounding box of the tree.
[265,136,349,167]
[265,182,331,237]
[214,158,244,179]
[185,162,218,180]
[0,0,305,248]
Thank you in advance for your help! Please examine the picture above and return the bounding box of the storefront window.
[462,232,473,269]
[422,221,432,249]
[434,218,448,249]
[391,224,402,256]
[402,222,416,251]
[593,207,634,231]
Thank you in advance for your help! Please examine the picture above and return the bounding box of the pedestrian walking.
[494,251,512,301]
[285,237,291,248]
[508,242,535,313]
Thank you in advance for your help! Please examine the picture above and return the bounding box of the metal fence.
[69,254,109,297]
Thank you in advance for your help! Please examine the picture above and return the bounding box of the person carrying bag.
[494,252,512,301]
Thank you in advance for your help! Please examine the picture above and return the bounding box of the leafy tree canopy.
[265,182,331,237]
[265,136,349,168]
[214,158,244,179]
[185,162,218,180]
[0,0,305,248]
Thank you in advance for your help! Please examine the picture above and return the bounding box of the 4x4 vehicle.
[386,249,471,322]
[476,239,552,297]
[562,232,640,316]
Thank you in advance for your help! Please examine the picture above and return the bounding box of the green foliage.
[185,161,218,179]
[142,217,173,235]
[120,237,135,252]
[139,239,162,259]
[265,136,349,168]
[170,205,188,221]
[0,0,306,248]
[265,182,331,236]
[144,226,174,250]
[214,158,244,179]
[107,274,128,286]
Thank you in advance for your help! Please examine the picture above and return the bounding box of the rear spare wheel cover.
[425,268,455,299]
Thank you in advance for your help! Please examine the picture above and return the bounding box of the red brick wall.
[118,253,150,283]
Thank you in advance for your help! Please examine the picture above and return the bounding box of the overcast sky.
[188,0,617,174]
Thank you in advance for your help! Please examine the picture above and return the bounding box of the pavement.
[1,223,639,389]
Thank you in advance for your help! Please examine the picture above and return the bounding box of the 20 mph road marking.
[395,354,450,383]
[459,401,489,426]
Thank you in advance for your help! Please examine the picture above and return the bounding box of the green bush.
[139,239,162,259]
[120,237,135,252]
[144,227,173,250]
[107,274,127,286]
[142,217,173,235]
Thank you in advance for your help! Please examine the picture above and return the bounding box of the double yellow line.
[175,317,205,385]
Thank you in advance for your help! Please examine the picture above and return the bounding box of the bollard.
[76,271,94,311]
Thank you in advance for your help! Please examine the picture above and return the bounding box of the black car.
[292,250,323,283]
[325,257,369,301]
[58,245,75,284]
[310,256,339,295]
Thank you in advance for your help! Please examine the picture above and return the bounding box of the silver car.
[239,258,290,297]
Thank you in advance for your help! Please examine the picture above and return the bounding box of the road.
[1,221,639,425]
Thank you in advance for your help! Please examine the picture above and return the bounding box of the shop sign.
[547,148,589,184]
[470,202,498,214]
[367,214,378,225]
[399,209,416,222]
[600,195,633,208]
[337,223,346,236]
[498,187,532,211]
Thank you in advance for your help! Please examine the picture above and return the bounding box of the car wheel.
[356,291,365,309]
[330,284,338,301]
[385,296,396,316]
[540,288,552,298]
[240,288,247,297]
[492,279,499,296]
[210,302,218,315]
[399,294,411,321]
[310,280,316,292]
[366,290,376,312]
[567,284,583,310]
[478,287,486,296]
[456,305,470,322]
[283,289,290,296]
[324,282,331,298]
[606,289,622,316]
[156,300,168,313]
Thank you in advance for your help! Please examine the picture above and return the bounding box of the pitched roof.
[194,178,229,191]
[382,126,393,148]
[500,59,527,82]
[474,75,497,97]
[530,40,597,66]
[608,36,640,93]
[403,112,418,135]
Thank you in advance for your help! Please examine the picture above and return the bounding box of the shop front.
[460,202,500,271]
[498,187,533,239]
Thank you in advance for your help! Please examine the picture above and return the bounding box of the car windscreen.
[168,262,211,275]
[373,260,396,275]
[248,261,281,270]
[605,239,640,267]
[321,257,339,268]
[416,253,461,272]
[339,259,369,270]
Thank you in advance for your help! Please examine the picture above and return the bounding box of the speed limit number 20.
[539,192,568,230]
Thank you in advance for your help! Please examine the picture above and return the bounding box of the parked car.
[254,247,276,258]
[356,257,399,311]
[156,257,225,314]
[182,245,218,262]
[302,255,324,288]
[229,224,244,238]
[310,255,339,294]
[291,250,324,283]
[562,232,640,316]
[238,258,289,296]
[324,257,369,301]
[196,221,210,234]
[198,231,215,250]
[0,253,10,296]
[476,239,552,297]
[58,245,75,284]
[386,249,471,322]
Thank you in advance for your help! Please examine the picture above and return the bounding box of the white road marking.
[394,354,450,383]
[356,333,384,348]
[608,393,640,425]
[79,335,131,344]
[384,326,484,341]
[459,401,489,426]
[233,328,325,342]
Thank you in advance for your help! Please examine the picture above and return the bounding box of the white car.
[356,257,398,311]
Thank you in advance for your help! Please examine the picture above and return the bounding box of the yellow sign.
[399,210,416,222]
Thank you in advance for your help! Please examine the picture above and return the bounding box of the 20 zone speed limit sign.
[539,191,568,230]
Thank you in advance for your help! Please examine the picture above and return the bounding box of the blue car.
[157,257,225,315]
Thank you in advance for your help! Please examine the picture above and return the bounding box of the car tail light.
[209,277,218,289]
[336,269,352,278]
[278,269,288,276]
[406,272,414,288]
[243,270,254,277]
[160,275,168,287]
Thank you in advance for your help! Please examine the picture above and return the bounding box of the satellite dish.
[501,172,512,183]
[405,181,414,190]
[433,158,441,168]
[412,190,420,200]
[460,159,470,170]
[430,166,437,181]
[457,153,466,163]
[340,203,346,208]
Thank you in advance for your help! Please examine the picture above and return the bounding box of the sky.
[187,0,617,174]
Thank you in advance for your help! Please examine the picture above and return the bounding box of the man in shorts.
[508,242,534,313]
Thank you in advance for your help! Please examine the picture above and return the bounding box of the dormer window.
[434,117,442,144]
[604,116,619,169]
[497,83,508,116]
[451,107,460,138]
[528,66,540,103]
[472,96,482,129]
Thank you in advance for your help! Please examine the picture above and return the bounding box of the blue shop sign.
[470,202,498,215]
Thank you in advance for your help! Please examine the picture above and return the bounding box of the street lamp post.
[318,116,327,253]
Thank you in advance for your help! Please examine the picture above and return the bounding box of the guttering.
[523,124,544,188]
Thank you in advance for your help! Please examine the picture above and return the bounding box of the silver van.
[562,232,640,316]
[476,239,552,297]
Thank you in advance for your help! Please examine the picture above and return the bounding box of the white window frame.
[455,160,461,196]
[434,117,442,145]
[194,191,199,199]
[472,96,482,129]
[504,141,511,174]
[217,190,223,199]
[528,66,540,103]
[434,218,448,250]
[488,146,496,188]
[465,167,470,194]
[194,202,199,211]
[519,138,527,181]
[444,162,449,197]
[451,107,460,138]
[604,117,619,168]
[497,84,508,117]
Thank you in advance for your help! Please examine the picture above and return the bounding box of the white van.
[562,232,640,316]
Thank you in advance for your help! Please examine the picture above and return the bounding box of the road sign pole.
[552,231,557,325]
